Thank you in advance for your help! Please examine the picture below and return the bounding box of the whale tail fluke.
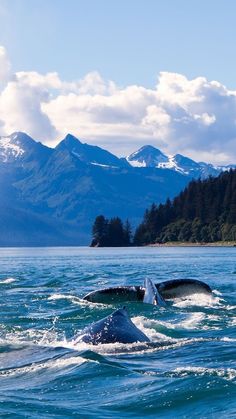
[82,279,211,305]
[143,278,166,306]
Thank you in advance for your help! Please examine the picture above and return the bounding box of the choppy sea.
[0,246,235,418]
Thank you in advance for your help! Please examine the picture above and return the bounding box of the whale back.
[74,307,150,345]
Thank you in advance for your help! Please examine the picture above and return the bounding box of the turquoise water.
[0,246,235,418]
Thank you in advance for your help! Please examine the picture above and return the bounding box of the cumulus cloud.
[0,75,57,140]
[0,46,11,86]
[0,45,236,164]
[0,49,58,140]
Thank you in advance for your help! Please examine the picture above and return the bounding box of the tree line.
[134,169,236,244]
[91,215,132,247]
[91,169,236,246]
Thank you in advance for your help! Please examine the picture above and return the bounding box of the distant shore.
[148,241,236,247]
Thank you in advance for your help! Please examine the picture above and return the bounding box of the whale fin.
[143,278,166,306]
[74,306,150,344]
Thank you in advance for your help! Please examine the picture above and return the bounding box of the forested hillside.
[134,169,236,245]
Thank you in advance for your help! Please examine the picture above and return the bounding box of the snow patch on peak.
[127,145,168,168]
[0,135,25,162]
[157,155,189,174]
[126,145,229,177]
[127,159,147,167]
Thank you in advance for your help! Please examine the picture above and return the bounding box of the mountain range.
[0,132,234,246]
[126,145,235,177]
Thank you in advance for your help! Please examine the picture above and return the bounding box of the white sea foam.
[173,366,236,381]
[172,293,222,308]
[230,318,236,326]
[48,293,107,308]
[132,316,170,340]
[134,311,224,331]
[225,305,236,311]
[212,289,222,296]
[181,313,223,330]
[48,293,80,302]
[179,312,206,328]
[221,337,236,342]
[70,338,172,355]
[0,277,17,284]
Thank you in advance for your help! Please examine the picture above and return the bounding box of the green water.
[0,246,235,418]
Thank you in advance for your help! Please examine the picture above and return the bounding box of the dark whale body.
[74,307,150,345]
[83,279,212,305]
[156,279,212,299]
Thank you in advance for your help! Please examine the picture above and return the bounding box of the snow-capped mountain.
[2,133,233,178]
[126,145,169,167]
[126,145,235,178]
[0,132,234,246]
[0,132,52,167]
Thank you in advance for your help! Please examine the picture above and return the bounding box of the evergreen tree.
[123,219,132,246]
[91,215,133,247]
[107,217,124,247]
[91,215,108,247]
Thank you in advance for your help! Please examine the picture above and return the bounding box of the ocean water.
[0,246,235,418]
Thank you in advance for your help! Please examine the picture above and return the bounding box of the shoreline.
[148,241,236,247]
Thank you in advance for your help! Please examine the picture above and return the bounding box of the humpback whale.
[74,307,150,345]
[83,278,212,305]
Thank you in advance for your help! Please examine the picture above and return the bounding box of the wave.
[48,293,108,309]
[0,354,86,379]
[0,277,17,284]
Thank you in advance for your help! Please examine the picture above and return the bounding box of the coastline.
[148,241,236,247]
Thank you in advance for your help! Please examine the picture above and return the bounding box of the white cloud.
[0,76,57,140]
[0,46,11,87]
[0,45,236,164]
[0,53,58,140]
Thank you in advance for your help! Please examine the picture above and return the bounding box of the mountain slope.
[16,143,189,240]
[56,134,127,168]
[0,132,234,246]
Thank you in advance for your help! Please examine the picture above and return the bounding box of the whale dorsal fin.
[113,307,128,317]
[143,278,166,306]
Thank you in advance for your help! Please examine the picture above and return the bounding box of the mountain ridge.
[126,144,235,177]
[0,132,234,246]
[1,132,235,175]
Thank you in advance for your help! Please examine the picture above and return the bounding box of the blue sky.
[0,0,236,164]
[1,0,236,88]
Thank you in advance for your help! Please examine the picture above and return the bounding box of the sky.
[0,0,236,164]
